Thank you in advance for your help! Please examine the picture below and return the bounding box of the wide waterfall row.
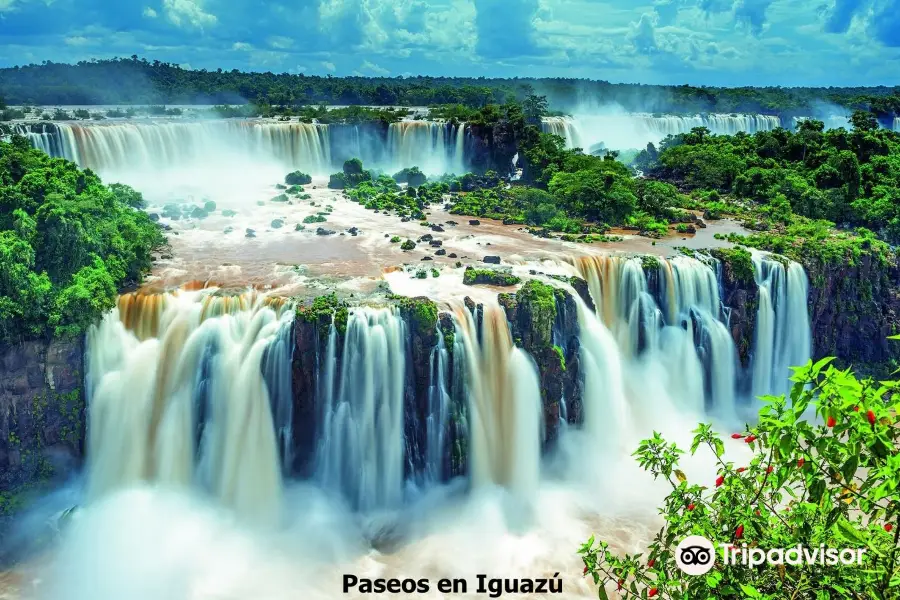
[541,113,782,151]
[82,253,811,522]
[11,120,469,176]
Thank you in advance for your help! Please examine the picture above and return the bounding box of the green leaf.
[597,585,610,600]
[840,455,858,485]
[740,584,761,598]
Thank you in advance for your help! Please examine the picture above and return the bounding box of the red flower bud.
[766,466,774,473]
[583,566,588,575]
[886,524,894,533]
[736,467,747,473]
[716,475,725,487]
[731,433,743,439]
[617,579,624,591]
[735,524,744,539]
[867,410,876,426]
[755,509,761,516]
[853,405,860,412]
[647,559,655,568]
[648,588,658,598]
[687,503,696,511]
[744,434,757,443]
[797,458,805,468]
[827,415,836,428]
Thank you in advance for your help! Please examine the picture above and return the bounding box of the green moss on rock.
[463,267,521,286]
[710,247,755,284]
[295,293,349,337]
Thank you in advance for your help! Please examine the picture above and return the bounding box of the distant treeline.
[1,56,899,117]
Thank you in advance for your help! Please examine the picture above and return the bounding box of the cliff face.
[805,253,900,370]
[0,338,84,493]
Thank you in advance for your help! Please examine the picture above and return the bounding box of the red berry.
[766,466,774,473]
[647,559,655,568]
[731,433,743,439]
[867,410,876,426]
[716,475,725,487]
[583,566,588,575]
[827,415,836,428]
[735,524,744,539]
[755,509,761,516]
[853,406,860,412]
[649,588,658,598]
[687,503,696,511]
[797,458,805,468]
[886,524,894,533]
[744,434,757,443]
[736,467,747,473]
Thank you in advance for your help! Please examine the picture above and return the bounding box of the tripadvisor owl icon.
[675,535,716,576]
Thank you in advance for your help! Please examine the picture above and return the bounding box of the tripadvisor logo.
[674,535,867,576]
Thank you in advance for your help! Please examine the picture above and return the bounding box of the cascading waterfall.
[85,288,293,526]
[571,253,807,418]
[13,119,468,177]
[541,113,782,151]
[387,120,467,175]
[13,120,333,175]
[449,300,542,497]
[894,117,900,132]
[315,307,407,512]
[751,253,812,400]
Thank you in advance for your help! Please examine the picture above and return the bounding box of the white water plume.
[542,111,781,152]
[84,289,292,527]
[751,253,812,401]
[448,300,543,499]
[316,307,407,512]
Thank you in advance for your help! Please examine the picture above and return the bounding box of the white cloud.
[163,0,217,30]
[63,36,92,46]
[232,42,252,51]
[358,59,389,75]
[268,35,294,49]
[142,6,157,18]
[321,60,336,71]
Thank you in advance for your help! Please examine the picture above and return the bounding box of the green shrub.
[581,355,900,600]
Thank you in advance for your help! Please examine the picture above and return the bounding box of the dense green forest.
[1,57,899,118]
[0,136,165,345]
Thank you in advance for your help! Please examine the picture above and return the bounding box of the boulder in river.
[469,220,481,226]
[316,227,336,236]
[483,256,501,264]
[245,228,256,238]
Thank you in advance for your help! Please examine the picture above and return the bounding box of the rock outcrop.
[0,338,84,493]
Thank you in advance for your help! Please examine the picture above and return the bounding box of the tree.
[549,169,636,224]
[850,110,878,132]
[522,94,549,125]
[580,355,900,599]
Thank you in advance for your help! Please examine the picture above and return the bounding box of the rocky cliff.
[0,338,84,494]
[805,252,900,372]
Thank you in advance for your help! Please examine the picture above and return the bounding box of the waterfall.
[387,120,468,175]
[13,120,333,175]
[572,255,749,417]
[449,300,542,496]
[424,333,451,485]
[541,113,782,151]
[315,307,407,512]
[751,254,812,400]
[84,289,292,526]
[894,117,900,132]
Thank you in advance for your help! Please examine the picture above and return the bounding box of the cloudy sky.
[1,0,898,86]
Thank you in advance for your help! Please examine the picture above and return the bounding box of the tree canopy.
[0,135,165,344]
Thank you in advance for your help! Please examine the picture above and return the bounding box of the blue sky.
[1,0,898,86]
